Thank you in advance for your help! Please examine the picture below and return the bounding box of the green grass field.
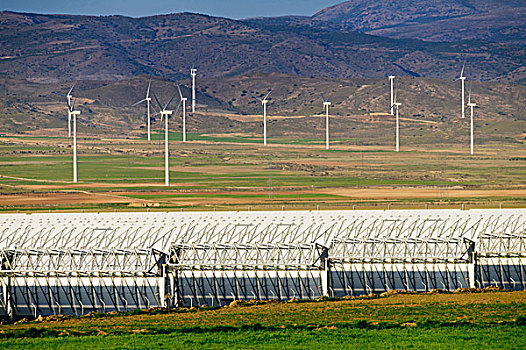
[1,290,524,349]
[0,134,525,211]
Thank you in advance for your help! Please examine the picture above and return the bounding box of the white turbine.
[178,84,188,142]
[190,68,197,113]
[467,90,477,155]
[392,92,402,152]
[455,63,466,119]
[53,82,76,138]
[66,97,80,183]
[388,75,395,116]
[322,95,332,150]
[153,91,178,186]
[254,90,272,146]
[132,79,152,141]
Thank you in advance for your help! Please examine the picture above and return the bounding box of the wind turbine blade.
[192,53,201,69]
[165,92,178,110]
[146,79,151,98]
[264,89,272,100]
[132,99,146,106]
[252,95,263,102]
[153,93,163,111]
[53,92,67,97]
[68,81,77,96]
[173,100,182,117]
[177,84,183,99]
[460,62,465,78]
[321,93,326,103]
[71,98,76,112]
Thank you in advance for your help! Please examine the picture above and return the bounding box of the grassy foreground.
[1,290,525,349]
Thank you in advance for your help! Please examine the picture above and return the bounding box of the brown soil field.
[321,187,526,200]
[17,182,199,190]
[0,192,136,205]
[2,186,523,207]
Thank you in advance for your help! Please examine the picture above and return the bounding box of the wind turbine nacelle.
[70,110,81,116]
[163,111,173,115]
[389,76,395,79]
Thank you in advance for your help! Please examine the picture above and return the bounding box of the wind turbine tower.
[393,100,402,152]
[162,109,173,185]
[190,68,197,113]
[467,91,476,155]
[254,90,272,145]
[154,92,177,186]
[322,96,332,150]
[133,79,152,141]
[389,76,395,116]
[66,98,80,183]
[178,85,188,142]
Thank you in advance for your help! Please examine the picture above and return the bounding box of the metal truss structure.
[0,209,524,318]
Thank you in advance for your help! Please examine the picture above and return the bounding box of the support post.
[321,247,330,297]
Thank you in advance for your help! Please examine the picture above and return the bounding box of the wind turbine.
[253,90,272,145]
[322,95,332,150]
[178,84,188,142]
[132,79,152,141]
[388,76,395,116]
[467,89,477,155]
[66,97,80,182]
[455,63,466,119]
[392,92,402,152]
[190,68,197,113]
[53,82,76,137]
[153,91,178,186]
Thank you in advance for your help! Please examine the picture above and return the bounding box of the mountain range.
[311,0,526,44]
[0,0,524,83]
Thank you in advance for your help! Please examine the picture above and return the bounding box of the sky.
[0,0,343,19]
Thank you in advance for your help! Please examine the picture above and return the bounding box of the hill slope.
[0,11,524,83]
[1,74,524,147]
[312,0,526,44]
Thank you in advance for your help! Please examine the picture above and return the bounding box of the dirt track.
[1,186,524,207]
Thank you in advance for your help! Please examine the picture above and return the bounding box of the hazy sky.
[0,0,343,19]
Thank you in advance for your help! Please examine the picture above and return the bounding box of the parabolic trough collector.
[0,209,524,319]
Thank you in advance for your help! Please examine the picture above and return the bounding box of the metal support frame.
[0,210,524,317]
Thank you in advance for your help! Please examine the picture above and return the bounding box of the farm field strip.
[0,136,524,210]
[0,291,524,349]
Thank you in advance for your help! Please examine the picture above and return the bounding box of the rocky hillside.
[0,10,524,83]
[311,0,526,44]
